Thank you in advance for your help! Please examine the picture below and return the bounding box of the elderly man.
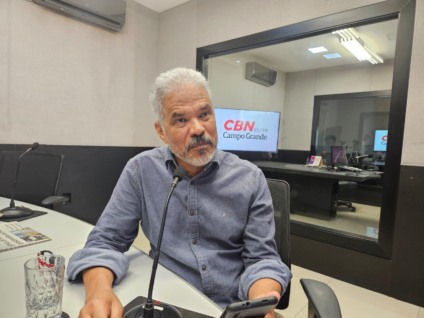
[67,67,292,318]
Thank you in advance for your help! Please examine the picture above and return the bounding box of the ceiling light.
[308,46,328,54]
[324,53,342,59]
[333,28,384,64]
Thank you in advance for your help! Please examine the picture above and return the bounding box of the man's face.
[154,83,218,175]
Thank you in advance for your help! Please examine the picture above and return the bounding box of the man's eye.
[175,118,187,124]
[200,111,211,119]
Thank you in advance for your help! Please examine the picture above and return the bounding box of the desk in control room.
[253,161,382,219]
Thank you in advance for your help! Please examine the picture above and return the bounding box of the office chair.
[0,151,70,209]
[330,146,357,213]
[266,178,342,317]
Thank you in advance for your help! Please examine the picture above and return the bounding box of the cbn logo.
[224,120,255,131]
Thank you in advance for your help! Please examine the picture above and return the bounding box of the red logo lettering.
[223,120,255,131]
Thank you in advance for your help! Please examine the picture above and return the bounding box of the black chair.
[266,178,342,317]
[0,151,70,209]
[336,181,357,212]
[330,146,357,213]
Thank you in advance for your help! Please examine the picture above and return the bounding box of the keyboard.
[337,165,362,172]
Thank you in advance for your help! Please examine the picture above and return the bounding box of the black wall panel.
[0,144,150,224]
[390,165,424,306]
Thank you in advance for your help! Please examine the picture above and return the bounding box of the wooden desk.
[0,198,222,318]
[253,161,381,219]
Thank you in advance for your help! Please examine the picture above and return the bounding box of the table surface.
[253,161,382,182]
[0,197,222,318]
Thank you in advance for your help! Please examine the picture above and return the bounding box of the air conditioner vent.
[245,62,277,87]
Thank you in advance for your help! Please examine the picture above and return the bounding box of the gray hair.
[150,67,212,123]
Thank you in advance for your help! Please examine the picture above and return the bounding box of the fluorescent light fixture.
[323,53,342,59]
[332,28,384,64]
[308,46,328,53]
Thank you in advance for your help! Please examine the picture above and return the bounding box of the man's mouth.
[188,140,211,150]
[187,137,214,151]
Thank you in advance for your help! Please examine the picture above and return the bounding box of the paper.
[308,155,323,167]
[0,221,50,252]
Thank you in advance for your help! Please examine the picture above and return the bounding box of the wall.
[283,62,393,150]
[208,54,286,148]
[207,54,393,151]
[0,0,161,147]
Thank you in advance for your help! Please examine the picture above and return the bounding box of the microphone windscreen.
[173,166,186,181]
[31,142,40,150]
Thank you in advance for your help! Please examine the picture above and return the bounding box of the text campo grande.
[222,131,268,141]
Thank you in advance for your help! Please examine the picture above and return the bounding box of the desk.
[0,198,222,318]
[253,161,381,219]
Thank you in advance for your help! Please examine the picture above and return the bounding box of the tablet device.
[219,296,278,318]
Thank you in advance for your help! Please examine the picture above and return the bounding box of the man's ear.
[154,121,168,144]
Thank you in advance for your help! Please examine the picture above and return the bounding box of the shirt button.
[192,239,198,244]
[189,210,195,216]
[201,265,207,271]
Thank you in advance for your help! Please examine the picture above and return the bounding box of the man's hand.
[79,267,123,318]
[248,278,282,318]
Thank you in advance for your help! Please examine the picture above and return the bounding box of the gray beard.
[168,143,216,167]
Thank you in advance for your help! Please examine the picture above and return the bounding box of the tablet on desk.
[220,296,278,318]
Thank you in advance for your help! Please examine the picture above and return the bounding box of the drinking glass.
[24,254,65,318]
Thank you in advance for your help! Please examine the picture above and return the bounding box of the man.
[67,68,292,318]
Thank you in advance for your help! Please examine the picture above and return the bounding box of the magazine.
[0,221,51,252]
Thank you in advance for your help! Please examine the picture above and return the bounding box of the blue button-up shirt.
[67,146,291,307]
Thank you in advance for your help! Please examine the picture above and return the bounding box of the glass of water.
[24,253,65,318]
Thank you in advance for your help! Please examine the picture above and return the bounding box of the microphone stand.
[123,167,186,318]
[0,142,39,220]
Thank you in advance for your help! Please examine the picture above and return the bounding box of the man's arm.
[248,278,282,318]
[78,267,123,318]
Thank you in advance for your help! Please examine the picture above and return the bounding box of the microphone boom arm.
[141,166,185,318]
[143,179,179,318]
[9,143,40,208]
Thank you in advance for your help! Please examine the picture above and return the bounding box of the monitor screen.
[373,130,388,152]
[214,108,280,152]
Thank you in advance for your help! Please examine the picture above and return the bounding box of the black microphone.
[0,142,40,219]
[355,154,373,160]
[123,166,186,318]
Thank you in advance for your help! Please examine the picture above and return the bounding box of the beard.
[168,134,217,167]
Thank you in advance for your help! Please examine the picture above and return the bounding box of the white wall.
[201,53,393,152]
[0,0,161,147]
[282,62,393,150]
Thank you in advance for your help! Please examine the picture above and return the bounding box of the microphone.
[123,166,186,318]
[355,154,373,160]
[0,142,40,220]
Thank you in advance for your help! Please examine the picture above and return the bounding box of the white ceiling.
[214,19,398,73]
[133,0,190,13]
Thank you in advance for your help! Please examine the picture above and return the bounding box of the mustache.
[187,135,214,150]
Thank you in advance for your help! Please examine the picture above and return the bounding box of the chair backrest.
[0,151,64,206]
[266,178,291,310]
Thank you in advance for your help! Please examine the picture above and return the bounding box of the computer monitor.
[373,130,388,152]
[331,146,348,166]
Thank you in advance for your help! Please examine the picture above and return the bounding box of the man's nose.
[190,118,205,135]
